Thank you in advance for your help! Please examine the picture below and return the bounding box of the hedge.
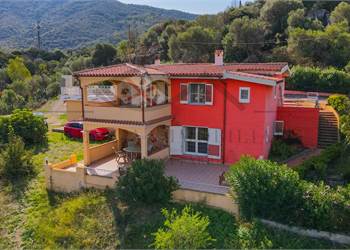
[287,66,350,94]
[226,157,350,234]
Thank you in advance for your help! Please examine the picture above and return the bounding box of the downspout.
[77,77,85,120]
[140,75,145,124]
[220,77,227,165]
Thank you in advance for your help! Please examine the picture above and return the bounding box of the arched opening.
[145,81,169,107]
[147,125,169,156]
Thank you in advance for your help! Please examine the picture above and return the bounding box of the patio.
[80,156,230,194]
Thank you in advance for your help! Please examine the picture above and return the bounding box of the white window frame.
[239,87,250,104]
[184,126,209,156]
[181,83,213,105]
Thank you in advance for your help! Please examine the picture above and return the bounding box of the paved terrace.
[75,156,230,194]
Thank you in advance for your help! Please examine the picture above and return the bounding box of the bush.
[269,139,302,162]
[327,94,350,115]
[116,159,178,204]
[287,66,350,94]
[153,206,214,249]
[297,143,344,181]
[0,130,34,179]
[226,156,350,233]
[0,109,48,146]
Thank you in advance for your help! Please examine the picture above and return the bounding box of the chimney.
[215,50,224,66]
[154,55,161,65]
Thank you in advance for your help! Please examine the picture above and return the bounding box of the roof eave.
[223,71,277,87]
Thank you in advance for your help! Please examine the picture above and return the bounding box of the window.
[273,121,284,136]
[180,83,213,105]
[239,87,250,103]
[185,127,208,155]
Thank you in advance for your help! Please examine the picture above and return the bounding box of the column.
[140,132,148,159]
[83,129,91,166]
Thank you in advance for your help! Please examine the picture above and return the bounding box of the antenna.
[128,24,131,63]
[36,20,41,50]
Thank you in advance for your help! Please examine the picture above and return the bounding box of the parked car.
[64,121,110,141]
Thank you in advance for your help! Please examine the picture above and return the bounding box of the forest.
[1,0,350,114]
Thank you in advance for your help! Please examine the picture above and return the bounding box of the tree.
[6,56,32,82]
[168,26,216,63]
[91,44,116,67]
[330,2,350,25]
[288,22,350,68]
[287,8,323,30]
[223,17,265,62]
[0,128,34,180]
[153,206,214,249]
[0,68,10,90]
[261,0,303,35]
[0,89,25,114]
[117,40,131,63]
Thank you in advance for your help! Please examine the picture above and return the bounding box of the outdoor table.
[123,145,141,161]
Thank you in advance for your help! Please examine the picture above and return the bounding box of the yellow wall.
[88,140,118,164]
[65,100,82,121]
[144,104,171,122]
[172,189,239,217]
[148,147,170,160]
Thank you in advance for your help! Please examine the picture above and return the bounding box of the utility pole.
[36,21,41,50]
[127,24,132,63]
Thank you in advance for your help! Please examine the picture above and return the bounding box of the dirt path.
[285,149,322,167]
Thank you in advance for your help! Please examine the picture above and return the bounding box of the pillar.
[83,129,91,166]
[140,133,148,159]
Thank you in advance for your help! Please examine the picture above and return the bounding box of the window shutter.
[180,84,188,104]
[170,126,184,155]
[205,84,213,105]
[208,128,221,159]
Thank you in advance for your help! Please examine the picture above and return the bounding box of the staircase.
[318,108,339,148]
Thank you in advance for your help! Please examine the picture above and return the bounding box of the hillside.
[0,0,196,49]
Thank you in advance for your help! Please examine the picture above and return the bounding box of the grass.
[0,129,348,249]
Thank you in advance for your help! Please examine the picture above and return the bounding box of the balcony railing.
[84,103,171,123]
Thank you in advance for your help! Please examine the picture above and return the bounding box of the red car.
[64,121,110,141]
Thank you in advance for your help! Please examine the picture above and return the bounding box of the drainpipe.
[220,77,227,165]
[77,77,85,120]
[140,75,145,124]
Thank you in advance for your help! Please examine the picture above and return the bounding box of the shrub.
[297,143,344,181]
[226,156,350,233]
[287,66,350,94]
[153,206,214,249]
[327,94,350,115]
[0,109,48,146]
[116,159,178,204]
[269,139,301,162]
[0,129,34,179]
[340,115,350,144]
[226,157,303,223]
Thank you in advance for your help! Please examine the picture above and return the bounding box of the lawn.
[0,130,348,249]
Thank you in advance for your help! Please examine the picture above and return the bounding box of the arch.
[147,125,169,156]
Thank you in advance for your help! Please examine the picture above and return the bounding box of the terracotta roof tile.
[225,71,282,82]
[74,62,288,78]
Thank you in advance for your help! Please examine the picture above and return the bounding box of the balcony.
[84,103,171,123]
[83,81,171,124]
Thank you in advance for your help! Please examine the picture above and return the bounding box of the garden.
[0,108,349,249]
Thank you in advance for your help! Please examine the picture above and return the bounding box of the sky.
[118,0,247,14]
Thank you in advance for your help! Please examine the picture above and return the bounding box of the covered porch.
[82,120,171,170]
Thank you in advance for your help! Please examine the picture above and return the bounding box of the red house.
[72,50,324,167]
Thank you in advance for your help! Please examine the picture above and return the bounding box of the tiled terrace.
[165,159,229,194]
[77,156,230,194]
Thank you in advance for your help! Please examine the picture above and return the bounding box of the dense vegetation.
[0,0,196,50]
[226,156,350,234]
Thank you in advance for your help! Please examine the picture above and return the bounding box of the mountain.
[0,0,196,50]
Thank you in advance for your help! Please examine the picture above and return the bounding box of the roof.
[224,71,283,86]
[74,63,166,77]
[74,62,289,78]
[148,62,289,77]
